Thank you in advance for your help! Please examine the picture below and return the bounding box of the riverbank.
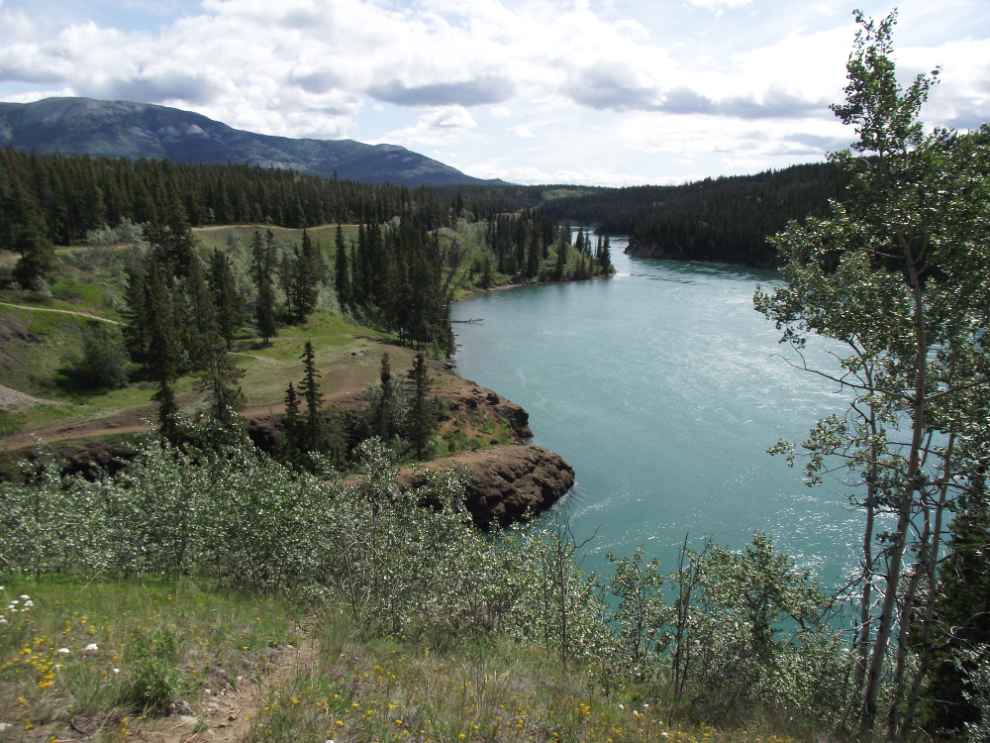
[0,222,578,520]
[623,237,779,270]
[1,321,575,523]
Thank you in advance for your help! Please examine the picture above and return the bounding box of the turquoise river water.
[451,236,875,589]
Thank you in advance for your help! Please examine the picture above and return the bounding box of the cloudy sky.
[1,0,988,186]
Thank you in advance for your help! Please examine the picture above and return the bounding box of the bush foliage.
[0,426,853,728]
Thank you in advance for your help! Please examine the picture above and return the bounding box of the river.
[451,235,875,590]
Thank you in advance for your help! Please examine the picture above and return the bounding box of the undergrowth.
[0,579,296,740]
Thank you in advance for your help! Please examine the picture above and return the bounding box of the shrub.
[74,323,129,390]
[122,628,185,711]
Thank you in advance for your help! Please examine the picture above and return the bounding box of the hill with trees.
[0,97,500,187]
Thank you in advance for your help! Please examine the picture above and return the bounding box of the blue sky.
[1,0,988,185]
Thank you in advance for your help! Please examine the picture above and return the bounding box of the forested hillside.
[0,97,494,187]
[0,146,452,244]
[432,164,850,267]
[540,163,850,266]
[0,146,612,471]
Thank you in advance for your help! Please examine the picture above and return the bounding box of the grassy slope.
[0,223,518,452]
[0,579,801,743]
[0,579,298,741]
[0,227,364,431]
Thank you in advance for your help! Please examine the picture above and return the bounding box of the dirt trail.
[0,389,368,451]
[148,629,317,743]
[0,301,119,324]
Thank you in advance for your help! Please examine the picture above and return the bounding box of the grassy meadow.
[1,225,401,443]
[0,579,806,743]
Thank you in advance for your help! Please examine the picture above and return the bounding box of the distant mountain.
[0,97,497,187]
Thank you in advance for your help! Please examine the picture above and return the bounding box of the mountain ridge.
[0,97,499,187]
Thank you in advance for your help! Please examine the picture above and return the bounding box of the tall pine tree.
[209,247,244,348]
[407,353,436,460]
[251,230,277,344]
[334,224,351,309]
[6,181,55,288]
[298,340,324,452]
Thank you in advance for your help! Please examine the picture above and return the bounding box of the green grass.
[192,224,361,259]
[0,579,297,740]
[247,613,801,743]
[0,307,91,399]
[0,578,818,743]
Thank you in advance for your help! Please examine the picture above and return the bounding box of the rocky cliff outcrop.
[439,385,533,440]
[624,237,669,260]
[398,445,574,529]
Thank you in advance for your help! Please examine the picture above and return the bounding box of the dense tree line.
[476,210,612,286]
[0,145,452,249]
[540,163,850,267]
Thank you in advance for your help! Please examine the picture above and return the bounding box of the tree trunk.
[861,256,928,731]
[902,434,955,735]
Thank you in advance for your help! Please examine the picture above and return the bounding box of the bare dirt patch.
[116,631,317,743]
[0,385,54,411]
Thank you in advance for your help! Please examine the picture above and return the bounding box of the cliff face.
[398,445,575,529]
[624,237,669,260]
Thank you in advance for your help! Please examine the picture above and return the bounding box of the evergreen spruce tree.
[146,262,179,383]
[353,222,368,307]
[209,248,244,348]
[298,340,324,452]
[481,253,493,290]
[375,352,392,441]
[334,224,351,309]
[185,257,217,371]
[251,230,277,344]
[197,330,246,427]
[281,381,302,464]
[555,240,568,281]
[153,378,181,444]
[325,414,347,470]
[561,222,572,245]
[600,234,613,273]
[145,262,182,441]
[526,225,541,278]
[7,181,55,288]
[300,229,319,312]
[290,229,319,322]
[122,264,150,366]
[150,191,196,276]
[407,353,436,460]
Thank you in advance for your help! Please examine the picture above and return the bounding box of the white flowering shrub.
[600,534,852,725]
[0,434,856,726]
[962,646,990,743]
[504,523,611,668]
[0,434,580,651]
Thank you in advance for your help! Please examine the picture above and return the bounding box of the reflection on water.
[452,238,879,590]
